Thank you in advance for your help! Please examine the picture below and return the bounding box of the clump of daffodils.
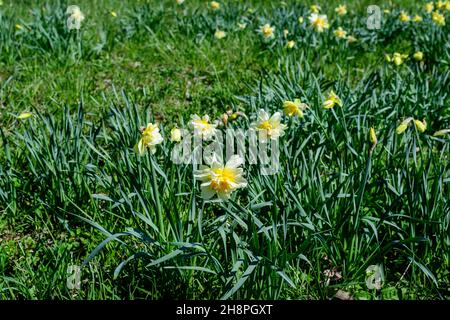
[399,11,410,23]
[214,29,226,39]
[335,4,347,16]
[190,114,218,140]
[432,11,446,26]
[385,53,408,66]
[396,117,427,134]
[334,27,347,39]
[323,91,343,109]
[134,123,164,155]
[66,5,85,30]
[259,23,275,39]
[283,99,308,117]
[309,13,329,32]
[194,155,247,200]
[252,109,287,141]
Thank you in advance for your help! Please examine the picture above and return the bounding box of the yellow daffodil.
[386,53,408,66]
[384,9,391,14]
[214,29,226,39]
[298,16,304,23]
[369,127,378,145]
[286,40,295,49]
[425,2,434,13]
[437,1,446,10]
[194,155,247,200]
[309,13,329,32]
[432,11,446,26]
[252,109,287,141]
[335,4,347,16]
[399,11,410,22]
[283,99,308,117]
[396,117,413,134]
[170,127,182,142]
[15,24,24,30]
[334,27,347,39]
[446,1,450,10]
[110,11,117,17]
[17,112,33,120]
[310,4,321,13]
[413,51,424,61]
[260,23,275,39]
[347,35,357,43]
[323,91,342,109]
[433,129,450,137]
[134,123,164,155]
[237,22,247,30]
[283,29,289,37]
[414,119,427,133]
[190,114,218,140]
[210,1,220,10]
[412,15,423,22]
[66,5,85,30]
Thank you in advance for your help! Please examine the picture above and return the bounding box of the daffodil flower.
[309,13,329,32]
[334,27,347,39]
[66,5,85,30]
[433,129,450,137]
[170,127,182,142]
[176,0,185,4]
[194,155,247,200]
[323,91,343,109]
[414,119,427,133]
[252,109,287,141]
[432,11,445,26]
[259,24,275,39]
[399,11,410,22]
[134,123,164,155]
[283,99,308,117]
[412,15,423,23]
[347,35,357,43]
[369,127,378,145]
[425,2,434,13]
[190,114,218,140]
[110,11,117,17]
[335,5,347,16]
[210,1,220,10]
[214,30,226,39]
[17,112,33,120]
[286,40,295,49]
[413,51,424,61]
[310,5,321,13]
[396,117,413,134]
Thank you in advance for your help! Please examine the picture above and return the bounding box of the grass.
[0,0,449,300]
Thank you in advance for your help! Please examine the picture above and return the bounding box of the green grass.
[1,0,449,300]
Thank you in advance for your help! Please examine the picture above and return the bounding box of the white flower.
[194,155,247,200]
[190,114,218,140]
[134,123,164,155]
[309,13,329,32]
[252,109,287,142]
[66,5,85,30]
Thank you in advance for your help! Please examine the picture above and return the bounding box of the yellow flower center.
[210,168,236,192]
[262,25,274,37]
[258,121,273,131]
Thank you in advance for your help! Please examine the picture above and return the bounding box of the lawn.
[0,0,449,300]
